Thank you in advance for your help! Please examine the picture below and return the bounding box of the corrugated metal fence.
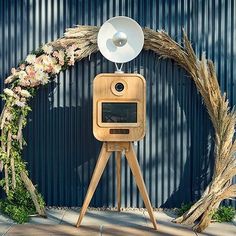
[0,0,235,208]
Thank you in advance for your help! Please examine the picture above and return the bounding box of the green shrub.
[212,206,235,223]
[177,203,235,223]
[0,201,30,224]
[0,185,38,224]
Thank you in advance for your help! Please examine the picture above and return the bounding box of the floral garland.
[0,25,98,222]
[0,37,95,221]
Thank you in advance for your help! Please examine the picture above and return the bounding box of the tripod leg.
[115,151,122,211]
[76,143,112,227]
[125,143,157,230]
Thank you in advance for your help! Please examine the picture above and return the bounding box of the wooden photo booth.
[93,73,146,142]
[76,73,157,230]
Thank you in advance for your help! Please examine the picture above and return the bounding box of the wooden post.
[115,151,122,211]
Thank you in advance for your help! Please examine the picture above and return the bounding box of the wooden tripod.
[76,142,157,230]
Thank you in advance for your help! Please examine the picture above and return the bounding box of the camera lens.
[115,82,124,92]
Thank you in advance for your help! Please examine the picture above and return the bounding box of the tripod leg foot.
[76,143,111,228]
[125,144,157,230]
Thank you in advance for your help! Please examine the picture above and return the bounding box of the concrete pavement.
[0,208,235,235]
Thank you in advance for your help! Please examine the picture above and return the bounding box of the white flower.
[18,71,27,80]
[42,45,53,54]
[4,88,14,97]
[52,64,61,74]
[21,97,26,102]
[20,89,31,98]
[11,68,17,75]
[66,46,75,57]
[5,111,12,121]
[58,50,65,60]
[68,56,75,66]
[41,76,49,85]
[35,70,49,85]
[34,63,44,72]
[26,54,36,64]
[42,55,56,66]
[5,75,15,84]
[15,100,25,107]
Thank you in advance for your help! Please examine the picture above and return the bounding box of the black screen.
[102,102,137,123]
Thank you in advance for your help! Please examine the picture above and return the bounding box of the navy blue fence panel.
[0,0,235,208]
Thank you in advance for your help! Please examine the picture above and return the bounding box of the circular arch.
[0,25,235,231]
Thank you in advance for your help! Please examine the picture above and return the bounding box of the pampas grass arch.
[0,25,236,232]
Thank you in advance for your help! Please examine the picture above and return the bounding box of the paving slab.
[144,211,236,236]
[102,225,161,236]
[5,224,100,236]
[0,214,14,224]
[27,209,66,225]
[62,209,147,227]
[144,211,195,236]
[1,209,235,236]
[0,213,14,235]
[0,224,13,235]
[196,221,236,236]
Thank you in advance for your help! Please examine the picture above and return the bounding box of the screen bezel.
[97,100,140,127]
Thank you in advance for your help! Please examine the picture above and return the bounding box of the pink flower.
[26,66,36,78]
[35,55,44,63]
[59,60,64,66]
[52,51,59,58]
[14,86,22,93]
[18,78,31,87]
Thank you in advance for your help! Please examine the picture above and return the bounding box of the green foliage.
[18,60,27,67]
[212,206,236,223]
[178,203,236,223]
[0,185,36,223]
[0,83,46,223]
[30,45,44,57]
[0,201,30,223]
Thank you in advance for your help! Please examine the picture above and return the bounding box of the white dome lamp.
[97,16,144,73]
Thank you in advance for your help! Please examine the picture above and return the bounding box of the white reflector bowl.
[97,16,144,63]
